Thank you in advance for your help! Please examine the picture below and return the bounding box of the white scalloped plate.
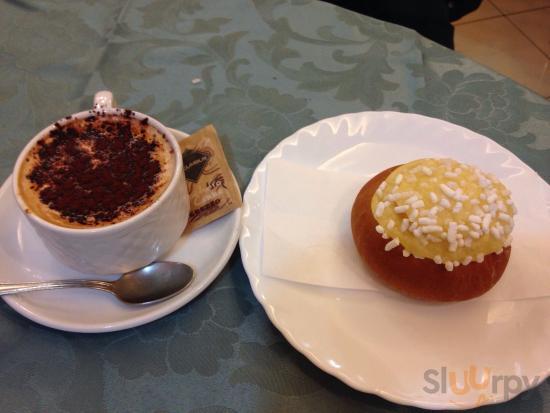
[239,112,550,409]
[0,128,241,333]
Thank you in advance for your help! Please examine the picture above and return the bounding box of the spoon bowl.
[0,261,194,304]
[113,262,194,304]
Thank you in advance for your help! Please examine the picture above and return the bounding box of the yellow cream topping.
[371,158,516,271]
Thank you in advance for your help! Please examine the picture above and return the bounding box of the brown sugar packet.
[179,124,242,231]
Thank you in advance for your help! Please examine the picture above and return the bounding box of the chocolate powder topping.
[27,115,163,225]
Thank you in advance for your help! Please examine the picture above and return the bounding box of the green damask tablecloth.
[0,1,549,412]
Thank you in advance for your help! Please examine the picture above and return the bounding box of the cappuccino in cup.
[12,91,189,274]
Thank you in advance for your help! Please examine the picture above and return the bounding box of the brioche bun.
[351,166,511,301]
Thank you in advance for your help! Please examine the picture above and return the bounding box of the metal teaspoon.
[0,261,194,304]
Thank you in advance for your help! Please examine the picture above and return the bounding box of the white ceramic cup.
[12,91,190,274]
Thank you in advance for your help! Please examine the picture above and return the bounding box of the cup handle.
[93,90,115,110]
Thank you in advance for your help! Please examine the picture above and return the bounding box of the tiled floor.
[454,0,550,98]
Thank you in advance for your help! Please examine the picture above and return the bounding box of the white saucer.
[240,111,550,409]
[0,128,241,333]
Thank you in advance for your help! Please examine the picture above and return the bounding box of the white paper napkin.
[261,158,550,301]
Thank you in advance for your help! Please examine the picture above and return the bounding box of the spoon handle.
[0,279,113,296]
